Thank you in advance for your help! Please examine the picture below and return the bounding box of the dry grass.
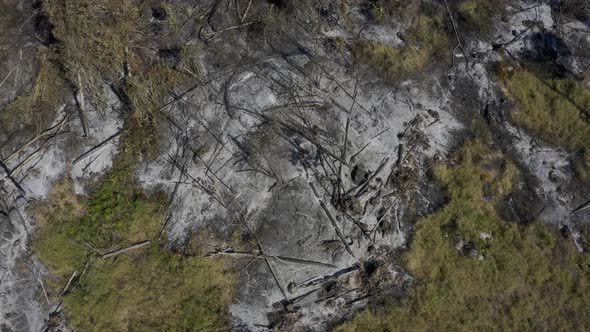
[43,0,144,104]
[454,0,508,34]
[0,47,68,135]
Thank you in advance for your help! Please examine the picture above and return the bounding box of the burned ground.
[1,0,590,331]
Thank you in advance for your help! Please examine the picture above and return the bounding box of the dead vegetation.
[0,47,68,136]
[43,0,144,104]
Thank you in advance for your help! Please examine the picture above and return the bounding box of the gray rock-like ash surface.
[1,0,589,331]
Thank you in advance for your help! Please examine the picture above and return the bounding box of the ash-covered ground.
[1,0,589,331]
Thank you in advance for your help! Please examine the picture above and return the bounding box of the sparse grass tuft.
[125,64,191,156]
[353,11,449,81]
[498,63,590,181]
[0,47,68,135]
[337,141,590,331]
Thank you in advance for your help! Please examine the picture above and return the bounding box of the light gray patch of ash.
[495,2,554,55]
[69,88,123,195]
[505,124,583,251]
[136,41,461,329]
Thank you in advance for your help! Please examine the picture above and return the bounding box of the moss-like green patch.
[498,64,590,181]
[353,10,449,80]
[337,141,590,331]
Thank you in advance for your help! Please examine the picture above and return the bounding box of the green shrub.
[337,141,590,331]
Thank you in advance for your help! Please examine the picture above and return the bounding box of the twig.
[74,72,89,137]
[241,0,253,23]
[442,0,468,70]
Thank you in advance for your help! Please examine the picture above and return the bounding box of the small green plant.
[337,141,590,331]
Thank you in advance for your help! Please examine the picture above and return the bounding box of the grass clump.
[363,0,418,23]
[353,11,449,80]
[32,179,87,287]
[337,141,590,331]
[33,128,164,258]
[498,64,590,181]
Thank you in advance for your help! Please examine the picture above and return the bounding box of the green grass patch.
[498,64,590,181]
[63,244,235,332]
[353,11,449,81]
[337,141,590,331]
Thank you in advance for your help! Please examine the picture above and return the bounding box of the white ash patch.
[506,124,583,251]
[69,89,123,195]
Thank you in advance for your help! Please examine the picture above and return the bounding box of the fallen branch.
[60,271,78,296]
[442,0,469,70]
[74,72,89,137]
[572,198,590,214]
[72,129,123,165]
[207,248,336,268]
[102,241,150,258]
